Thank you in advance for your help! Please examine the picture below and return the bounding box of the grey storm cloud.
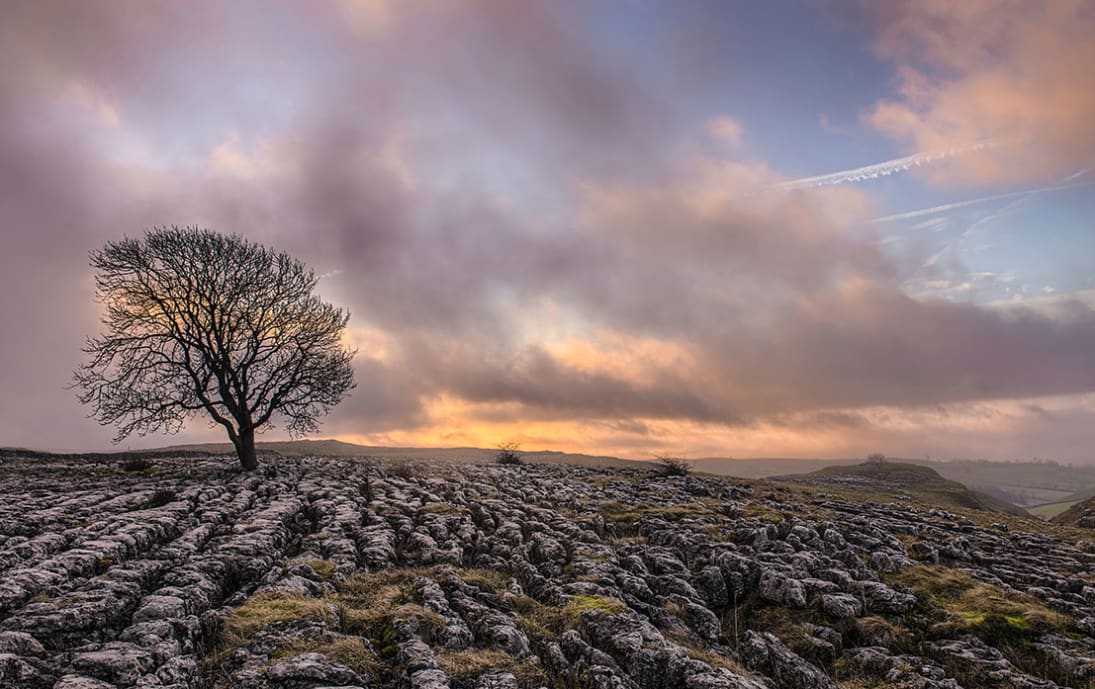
[1,1,1095,460]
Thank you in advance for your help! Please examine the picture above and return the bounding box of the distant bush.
[655,456,691,477]
[121,458,152,472]
[494,441,523,465]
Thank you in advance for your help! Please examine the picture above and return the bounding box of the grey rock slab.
[265,652,364,688]
[739,631,835,689]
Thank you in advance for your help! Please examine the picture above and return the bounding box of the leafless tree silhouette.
[75,226,356,471]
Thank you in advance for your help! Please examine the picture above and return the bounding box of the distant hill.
[771,460,1030,516]
[153,438,643,470]
[695,456,1095,514]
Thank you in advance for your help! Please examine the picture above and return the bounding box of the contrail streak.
[870,180,1095,224]
[777,140,1001,191]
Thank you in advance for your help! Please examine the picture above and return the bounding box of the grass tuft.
[303,559,335,580]
[220,593,336,653]
[273,636,381,680]
[515,593,628,639]
[436,648,549,686]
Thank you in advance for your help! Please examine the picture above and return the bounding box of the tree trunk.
[236,426,258,471]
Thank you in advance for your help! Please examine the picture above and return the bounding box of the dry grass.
[436,649,548,686]
[663,627,746,674]
[301,558,335,580]
[744,604,822,660]
[273,636,381,680]
[214,593,337,664]
[849,616,913,651]
[339,587,413,639]
[597,499,717,525]
[437,648,514,678]
[458,568,510,592]
[216,566,451,663]
[513,593,628,639]
[739,502,791,523]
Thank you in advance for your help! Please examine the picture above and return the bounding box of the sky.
[2,0,1095,463]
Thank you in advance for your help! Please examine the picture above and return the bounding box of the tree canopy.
[75,226,356,470]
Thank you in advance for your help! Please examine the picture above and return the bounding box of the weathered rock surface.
[0,452,1091,689]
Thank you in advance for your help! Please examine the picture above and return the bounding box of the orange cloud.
[867,0,1095,186]
[334,392,1095,464]
[544,331,697,387]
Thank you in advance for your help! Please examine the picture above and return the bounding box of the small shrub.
[495,441,523,465]
[654,456,691,477]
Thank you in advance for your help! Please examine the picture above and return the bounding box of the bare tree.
[74,226,356,471]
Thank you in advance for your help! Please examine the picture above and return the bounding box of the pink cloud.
[867,1,1095,186]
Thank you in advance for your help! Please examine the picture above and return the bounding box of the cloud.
[1,1,1094,464]
[706,116,743,146]
[866,1,1095,186]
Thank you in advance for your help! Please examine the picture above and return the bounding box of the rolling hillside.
[770,460,1031,516]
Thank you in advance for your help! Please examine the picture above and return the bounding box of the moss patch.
[886,565,1071,640]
